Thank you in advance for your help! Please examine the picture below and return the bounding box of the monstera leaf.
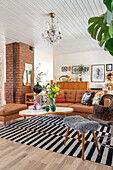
[105,38,113,53]
[103,0,113,12]
[88,14,110,46]
[88,0,113,56]
[103,10,112,26]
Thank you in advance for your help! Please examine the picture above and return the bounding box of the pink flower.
[46,91,48,94]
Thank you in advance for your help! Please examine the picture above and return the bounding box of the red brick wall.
[6,42,34,104]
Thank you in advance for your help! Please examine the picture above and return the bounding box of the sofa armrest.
[104,98,110,106]
[0,108,4,116]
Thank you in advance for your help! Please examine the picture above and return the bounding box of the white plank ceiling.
[0,0,106,56]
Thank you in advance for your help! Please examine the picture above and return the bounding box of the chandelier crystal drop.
[42,12,63,45]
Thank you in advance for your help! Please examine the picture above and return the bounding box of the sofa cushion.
[92,91,104,105]
[81,91,95,106]
[56,102,74,107]
[0,103,27,116]
[69,103,93,114]
[64,90,76,103]
[56,90,65,103]
[76,90,99,103]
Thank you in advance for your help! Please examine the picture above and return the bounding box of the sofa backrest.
[62,89,100,103]
[64,90,76,103]
[76,90,100,103]
[76,90,86,103]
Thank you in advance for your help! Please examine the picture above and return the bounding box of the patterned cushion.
[76,90,99,103]
[92,91,104,105]
[81,91,95,106]
[56,90,65,103]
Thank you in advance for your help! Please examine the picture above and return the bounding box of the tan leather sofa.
[56,89,99,118]
[0,103,27,125]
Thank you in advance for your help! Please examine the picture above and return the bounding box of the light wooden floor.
[0,119,113,170]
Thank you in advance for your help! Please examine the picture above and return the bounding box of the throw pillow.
[56,90,65,103]
[92,91,104,105]
[81,91,95,106]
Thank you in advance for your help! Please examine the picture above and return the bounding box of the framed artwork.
[61,66,68,72]
[91,64,105,82]
[106,64,112,71]
[23,63,32,86]
[72,66,80,74]
[84,65,90,74]
[68,66,71,71]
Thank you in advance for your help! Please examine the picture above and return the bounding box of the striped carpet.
[0,116,113,166]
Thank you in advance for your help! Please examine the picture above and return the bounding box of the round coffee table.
[19,107,73,117]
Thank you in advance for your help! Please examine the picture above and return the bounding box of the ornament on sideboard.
[79,65,85,82]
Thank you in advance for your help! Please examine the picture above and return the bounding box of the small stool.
[63,115,100,160]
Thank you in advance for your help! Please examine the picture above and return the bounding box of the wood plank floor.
[0,138,112,170]
[0,119,113,170]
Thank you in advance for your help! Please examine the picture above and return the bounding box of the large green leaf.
[88,15,110,44]
[103,0,112,12]
[109,50,113,56]
[109,20,113,37]
[103,10,112,26]
[105,38,113,52]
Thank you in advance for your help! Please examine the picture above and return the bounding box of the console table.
[57,82,89,90]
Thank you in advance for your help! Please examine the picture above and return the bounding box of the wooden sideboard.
[57,82,89,90]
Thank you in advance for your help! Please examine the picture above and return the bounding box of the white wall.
[34,43,53,86]
[54,50,113,89]
[0,34,5,105]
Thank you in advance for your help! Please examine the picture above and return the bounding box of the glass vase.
[50,98,56,112]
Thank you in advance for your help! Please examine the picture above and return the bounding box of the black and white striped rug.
[0,116,113,166]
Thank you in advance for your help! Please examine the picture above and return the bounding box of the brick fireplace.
[6,42,34,104]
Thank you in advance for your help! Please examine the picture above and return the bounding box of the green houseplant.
[79,65,85,81]
[88,0,113,56]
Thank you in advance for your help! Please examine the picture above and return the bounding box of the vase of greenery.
[79,65,84,81]
[33,63,48,93]
[43,84,61,112]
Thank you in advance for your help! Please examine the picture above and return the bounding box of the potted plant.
[79,65,85,81]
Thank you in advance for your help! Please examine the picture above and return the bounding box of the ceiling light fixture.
[42,12,63,45]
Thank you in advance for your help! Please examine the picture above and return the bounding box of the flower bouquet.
[42,84,61,111]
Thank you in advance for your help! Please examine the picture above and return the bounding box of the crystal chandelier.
[42,12,63,45]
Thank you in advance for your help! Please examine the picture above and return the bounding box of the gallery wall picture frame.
[68,66,71,71]
[61,66,68,72]
[106,64,112,71]
[84,65,90,74]
[91,64,105,82]
[72,66,80,74]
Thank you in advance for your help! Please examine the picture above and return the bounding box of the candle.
[34,101,37,110]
